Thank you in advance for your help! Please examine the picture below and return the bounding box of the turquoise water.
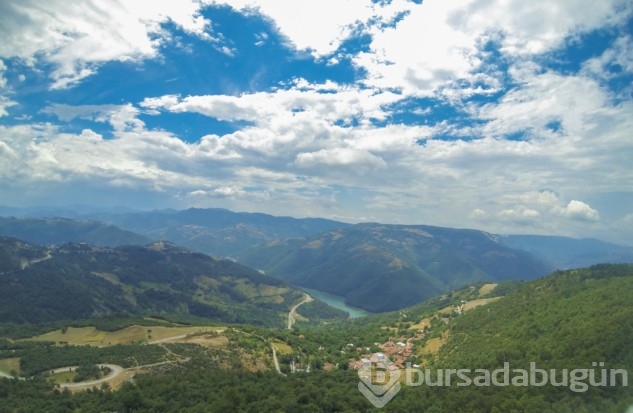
[302,288,370,318]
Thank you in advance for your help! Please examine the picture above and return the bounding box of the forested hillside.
[0,237,303,327]
[237,223,554,312]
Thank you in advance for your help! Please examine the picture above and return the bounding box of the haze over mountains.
[1,206,632,312]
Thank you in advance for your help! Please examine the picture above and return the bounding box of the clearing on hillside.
[478,283,498,296]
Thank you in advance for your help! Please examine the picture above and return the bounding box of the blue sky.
[0,0,632,245]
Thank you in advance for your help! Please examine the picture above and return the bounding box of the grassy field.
[417,331,449,357]
[48,370,77,384]
[27,325,223,347]
[409,317,432,331]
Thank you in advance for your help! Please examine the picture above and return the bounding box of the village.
[348,301,468,372]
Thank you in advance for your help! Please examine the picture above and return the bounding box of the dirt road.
[270,344,286,376]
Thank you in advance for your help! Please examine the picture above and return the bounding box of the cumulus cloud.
[556,200,600,222]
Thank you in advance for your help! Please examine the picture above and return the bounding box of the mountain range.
[1,206,632,313]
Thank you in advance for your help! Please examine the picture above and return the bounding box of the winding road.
[287,293,313,330]
[54,364,124,389]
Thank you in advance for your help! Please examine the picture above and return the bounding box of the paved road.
[57,364,124,389]
[287,293,313,330]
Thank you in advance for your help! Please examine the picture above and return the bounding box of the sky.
[0,0,632,245]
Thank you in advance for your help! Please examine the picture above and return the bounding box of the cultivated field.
[27,325,223,346]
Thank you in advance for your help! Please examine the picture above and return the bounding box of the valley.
[0,210,632,411]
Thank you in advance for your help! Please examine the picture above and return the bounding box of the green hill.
[378,263,633,411]
[0,237,303,327]
[236,223,554,312]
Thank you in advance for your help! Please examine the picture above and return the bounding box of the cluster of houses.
[350,332,425,371]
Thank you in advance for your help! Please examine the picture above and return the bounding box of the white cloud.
[2,0,628,96]
[582,35,633,99]
[215,0,410,57]
[447,0,630,55]
[42,103,145,133]
[469,208,486,219]
[0,97,16,117]
[475,71,609,138]
[343,0,629,97]
[140,95,181,115]
[499,207,541,221]
[0,0,213,88]
[295,147,386,170]
[556,200,600,222]
[0,59,17,117]
[141,81,402,126]
[213,186,246,198]
[493,192,600,229]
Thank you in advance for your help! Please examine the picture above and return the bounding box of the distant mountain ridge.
[87,207,350,257]
[235,223,555,312]
[0,216,150,247]
[498,234,633,269]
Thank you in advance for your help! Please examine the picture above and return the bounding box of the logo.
[357,353,402,408]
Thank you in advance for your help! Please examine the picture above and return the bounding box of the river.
[301,288,370,318]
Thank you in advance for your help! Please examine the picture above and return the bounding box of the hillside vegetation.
[382,263,633,411]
